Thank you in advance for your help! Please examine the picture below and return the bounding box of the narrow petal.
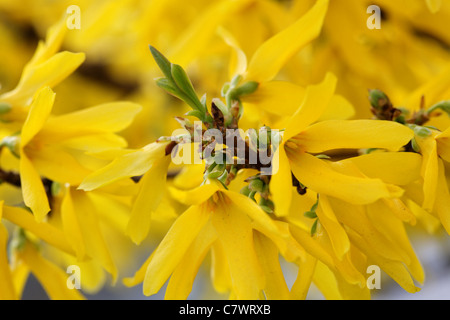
[318,95,355,121]
[168,181,220,206]
[211,242,232,294]
[329,198,411,263]
[289,151,403,205]
[70,189,118,282]
[168,0,253,66]
[290,253,317,300]
[2,205,74,256]
[253,231,290,300]
[435,159,450,234]
[165,221,217,299]
[312,261,342,300]
[45,102,142,134]
[245,0,329,82]
[20,86,55,147]
[17,242,85,300]
[224,190,285,237]
[123,251,154,288]
[340,152,422,186]
[284,73,337,141]
[416,135,439,211]
[217,26,247,79]
[269,146,292,217]
[296,120,414,153]
[436,127,450,163]
[19,151,51,222]
[143,204,210,296]
[2,52,85,107]
[127,156,171,244]
[211,199,265,299]
[316,195,350,259]
[0,212,17,299]
[61,188,86,260]
[348,230,420,293]
[79,142,168,191]
[367,201,425,284]
[241,81,305,117]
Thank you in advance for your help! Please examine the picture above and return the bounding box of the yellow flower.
[79,141,172,245]
[269,73,414,217]
[2,86,141,221]
[0,202,85,299]
[0,18,85,124]
[124,181,304,299]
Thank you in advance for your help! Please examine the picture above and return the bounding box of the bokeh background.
[1,0,450,300]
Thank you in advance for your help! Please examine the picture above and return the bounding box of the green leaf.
[149,46,174,81]
[171,63,204,112]
[310,219,319,236]
[304,211,317,219]
[185,109,205,121]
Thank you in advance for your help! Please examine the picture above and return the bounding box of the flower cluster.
[0,0,449,300]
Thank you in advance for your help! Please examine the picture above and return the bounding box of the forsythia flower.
[1,0,450,302]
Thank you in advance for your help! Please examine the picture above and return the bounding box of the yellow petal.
[2,205,74,256]
[245,0,329,82]
[296,120,414,153]
[319,95,355,121]
[0,211,17,299]
[165,221,217,299]
[45,102,142,134]
[340,152,422,186]
[19,151,51,222]
[127,156,171,244]
[123,251,155,288]
[284,73,337,141]
[2,52,85,107]
[211,198,265,299]
[69,189,118,282]
[435,159,450,234]
[425,0,442,13]
[217,26,247,79]
[223,189,284,237]
[367,201,424,284]
[288,151,403,205]
[20,86,55,147]
[290,253,317,300]
[79,142,168,191]
[329,198,411,263]
[348,230,420,293]
[27,144,92,185]
[256,220,306,264]
[61,188,86,260]
[312,261,342,300]
[436,127,450,163]
[17,242,85,300]
[316,195,350,259]
[269,146,292,217]
[168,181,220,206]
[143,204,210,296]
[168,0,253,66]
[28,18,67,64]
[11,261,29,299]
[416,135,439,211]
[253,231,289,300]
[241,81,305,117]
[288,224,335,268]
[211,241,232,294]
